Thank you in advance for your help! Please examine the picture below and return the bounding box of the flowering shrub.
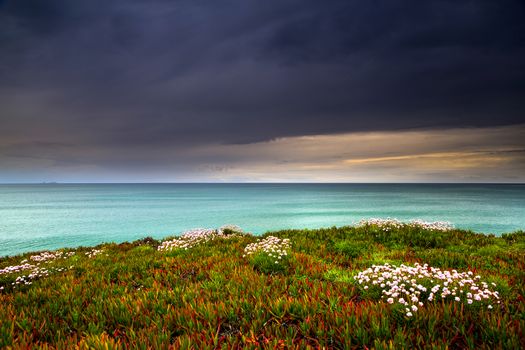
[357,218,453,232]
[85,249,105,258]
[1,250,75,278]
[243,236,290,261]
[29,251,75,263]
[158,226,246,252]
[158,229,216,252]
[8,266,72,289]
[1,251,76,291]
[243,236,291,273]
[0,263,35,276]
[358,218,404,231]
[355,263,500,317]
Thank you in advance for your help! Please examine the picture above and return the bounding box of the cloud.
[0,1,524,181]
[1,1,524,143]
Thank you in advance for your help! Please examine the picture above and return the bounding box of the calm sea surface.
[1,184,524,256]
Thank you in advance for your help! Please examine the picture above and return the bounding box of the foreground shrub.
[355,263,501,317]
[218,224,244,236]
[244,236,291,274]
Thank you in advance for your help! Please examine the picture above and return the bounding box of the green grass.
[0,226,524,349]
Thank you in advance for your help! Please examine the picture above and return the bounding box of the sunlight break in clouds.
[197,125,525,183]
[0,125,523,183]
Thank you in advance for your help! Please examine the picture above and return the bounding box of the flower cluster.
[357,218,454,232]
[0,263,35,276]
[158,225,246,252]
[357,218,403,231]
[158,228,218,251]
[11,267,50,287]
[1,250,77,292]
[27,250,75,263]
[409,219,454,231]
[85,249,105,258]
[355,263,500,317]
[9,266,73,289]
[1,250,75,277]
[243,236,291,264]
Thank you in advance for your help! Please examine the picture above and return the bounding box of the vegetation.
[0,223,524,349]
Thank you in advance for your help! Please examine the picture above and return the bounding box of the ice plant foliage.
[357,218,454,232]
[0,226,523,348]
[158,226,245,252]
[355,263,500,317]
[243,236,291,264]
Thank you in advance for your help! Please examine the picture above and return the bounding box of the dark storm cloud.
[0,0,524,176]
[2,1,525,136]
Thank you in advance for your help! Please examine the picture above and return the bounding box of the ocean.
[1,183,524,256]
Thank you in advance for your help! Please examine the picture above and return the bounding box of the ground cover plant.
[0,221,524,349]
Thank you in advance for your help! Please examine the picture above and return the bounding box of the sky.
[0,0,524,183]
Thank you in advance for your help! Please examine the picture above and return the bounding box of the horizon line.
[1,182,524,185]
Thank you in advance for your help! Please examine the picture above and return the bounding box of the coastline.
[2,183,525,257]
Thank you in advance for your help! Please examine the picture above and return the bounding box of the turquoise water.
[1,184,524,256]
